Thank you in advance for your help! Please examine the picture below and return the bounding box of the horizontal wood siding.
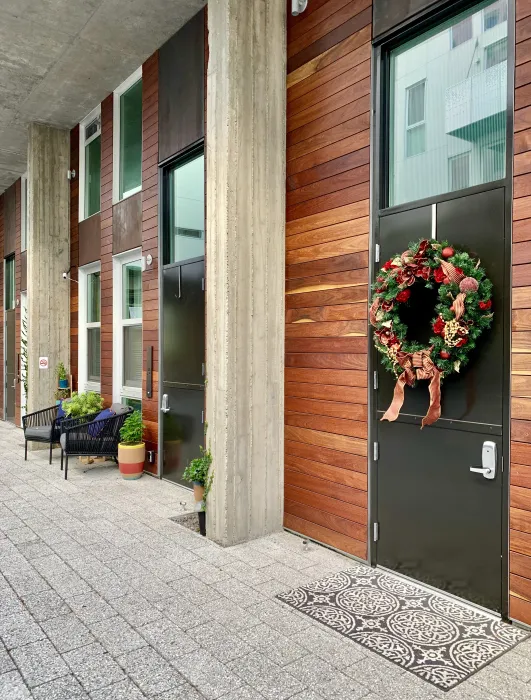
[511,0,531,627]
[100,94,114,406]
[142,51,159,475]
[14,180,21,426]
[70,126,79,389]
[284,0,370,560]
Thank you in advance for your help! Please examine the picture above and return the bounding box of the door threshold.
[377,565,502,620]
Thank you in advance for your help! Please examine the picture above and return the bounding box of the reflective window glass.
[166,153,205,265]
[119,79,142,199]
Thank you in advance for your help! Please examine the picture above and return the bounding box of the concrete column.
[27,124,70,414]
[206,0,286,545]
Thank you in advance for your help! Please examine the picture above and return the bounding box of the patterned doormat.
[277,564,528,691]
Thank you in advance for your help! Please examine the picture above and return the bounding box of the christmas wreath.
[370,239,493,427]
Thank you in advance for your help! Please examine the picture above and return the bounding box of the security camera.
[62,272,68,280]
[292,0,308,16]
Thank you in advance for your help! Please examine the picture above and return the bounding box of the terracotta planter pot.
[193,482,205,504]
[118,443,145,480]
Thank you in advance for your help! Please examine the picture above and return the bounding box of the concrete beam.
[27,124,70,414]
[206,0,286,545]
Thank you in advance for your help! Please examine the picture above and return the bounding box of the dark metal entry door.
[375,188,506,612]
[5,309,15,423]
[161,259,205,485]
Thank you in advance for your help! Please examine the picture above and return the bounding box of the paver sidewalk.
[0,421,529,699]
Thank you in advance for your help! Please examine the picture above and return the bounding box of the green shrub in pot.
[63,391,103,418]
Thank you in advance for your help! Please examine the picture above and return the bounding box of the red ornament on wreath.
[369,239,493,427]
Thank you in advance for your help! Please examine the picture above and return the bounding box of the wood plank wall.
[70,126,80,387]
[14,179,21,426]
[284,0,371,560]
[100,95,114,406]
[142,52,159,475]
[511,0,531,628]
[0,194,4,419]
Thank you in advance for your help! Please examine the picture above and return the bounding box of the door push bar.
[469,441,496,480]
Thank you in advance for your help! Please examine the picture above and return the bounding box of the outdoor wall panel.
[20,251,27,293]
[79,213,101,267]
[372,0,441,38]
[70,126,80,390]
[14,179,21,426]
[284,0,370,560]
[511,0,531,628]
[3,185,16,257]
[100,95,114,406]
[142,51,159,475]
[113,193,142,254]
[159,8,204,162]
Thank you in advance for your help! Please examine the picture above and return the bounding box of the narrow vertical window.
[406,81,426,157]
[4,257,14,310]
[114,69,143,202]
[449,153,471,191]
[79,107,101,221]
[78,263,101,392]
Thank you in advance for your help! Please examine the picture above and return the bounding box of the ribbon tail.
[381,373,407,423]
[421,371,442,428]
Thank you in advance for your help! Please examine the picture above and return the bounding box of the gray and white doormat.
[277,564,528,691]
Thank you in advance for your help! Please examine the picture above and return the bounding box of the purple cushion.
[88,408,115,438]
[57,401,66,419]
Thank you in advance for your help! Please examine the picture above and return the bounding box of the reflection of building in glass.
[389,0,508,206]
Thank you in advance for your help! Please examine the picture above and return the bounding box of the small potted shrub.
[183,446,213,536]
[118,411,145,480]
[56,362,69,389]
[55,388,70,406]
[64,391,103,418]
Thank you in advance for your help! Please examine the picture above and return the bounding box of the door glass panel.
[123,325,142,388]
[87,271,100,323]
[119,79,142,199]
[85,135,101,217]
[166,153,205,265]
[388,0,508,207]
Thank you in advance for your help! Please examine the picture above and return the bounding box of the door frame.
[368,0,515,618]
[157,139,205,481]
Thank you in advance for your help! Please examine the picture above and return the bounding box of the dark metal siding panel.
[373,0,442,38]
[20,251,27,292]
[79,213,101,266]
[158,8,205,162]
[3,185,16,257]
[112,193,142,254]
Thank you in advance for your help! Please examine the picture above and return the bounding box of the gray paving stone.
[90,615,147,657]
[90,679,148,700]
[0,611,46,649]
[239,623,309,667]
[0,646,14,674]
[290,625,366,669]
[168,574,224,605]
[22,589,71,621]
[188,621,253,663]
[41,613,95,653]
[216,686,265,700]
[212,579,267,609]
[227,651,305,700]
[181,559,231,584]
[116,646,185,696]
[470,665,531,700]
[11,639,69,688]
[286,655,369,700]
[172,648,244,700]
[31,674,90,700]
[252,600,310,637]
[138,617,199,660]
[152,683,204,700]
[201,597,260,633]
[66,591,116,625]
[0,670,31,699]
[491,648,531,682]
[15,540,54,560]
[5,526,39,545]
[111,593,164,628]
[90,573,135,601]
[155,596,210,631]
[63,642,126,692]
[221,559,273,586]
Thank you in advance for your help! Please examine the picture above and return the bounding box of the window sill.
[114,186,141,206]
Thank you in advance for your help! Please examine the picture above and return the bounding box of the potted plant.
[64,391,103,418]
[56,362,69,389]
[118,411,145,480]
[54,388,70,406]
[183,446,213,536]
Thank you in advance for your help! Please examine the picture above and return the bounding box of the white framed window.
[485,37,508,69]
[79,106,101,222]
[405,80,426,157]
[113,67,143,204]
[449,153,471,191]
[483,1,507,31]
[113,249,142,404]
[21,173,28,252]
[78,262,101,392]
[451,16,472,48]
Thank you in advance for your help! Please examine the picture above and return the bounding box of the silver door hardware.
[373,522,379,542]
[373,442,379,461]
[202,363,205,377]
[161,394,170,413]
[178,267,182,298]
[202,277,205,291]
[375,244,380,263]
[201,410,204,424]
[469,441,496,480]
[373,371,378,390]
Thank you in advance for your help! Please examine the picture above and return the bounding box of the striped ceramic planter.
[118,443,145,480]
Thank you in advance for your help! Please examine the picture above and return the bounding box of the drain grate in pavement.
[169,512,200,533]
[278,564,528,691]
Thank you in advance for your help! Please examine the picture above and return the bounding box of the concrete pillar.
[206,0,286,545]
[27,124,70,414]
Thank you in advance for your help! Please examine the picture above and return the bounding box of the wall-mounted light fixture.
[62,269,78,284]
[291,0,308,16]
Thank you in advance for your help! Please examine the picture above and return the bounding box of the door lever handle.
[469,441,496,480]
[161,394,170,414]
